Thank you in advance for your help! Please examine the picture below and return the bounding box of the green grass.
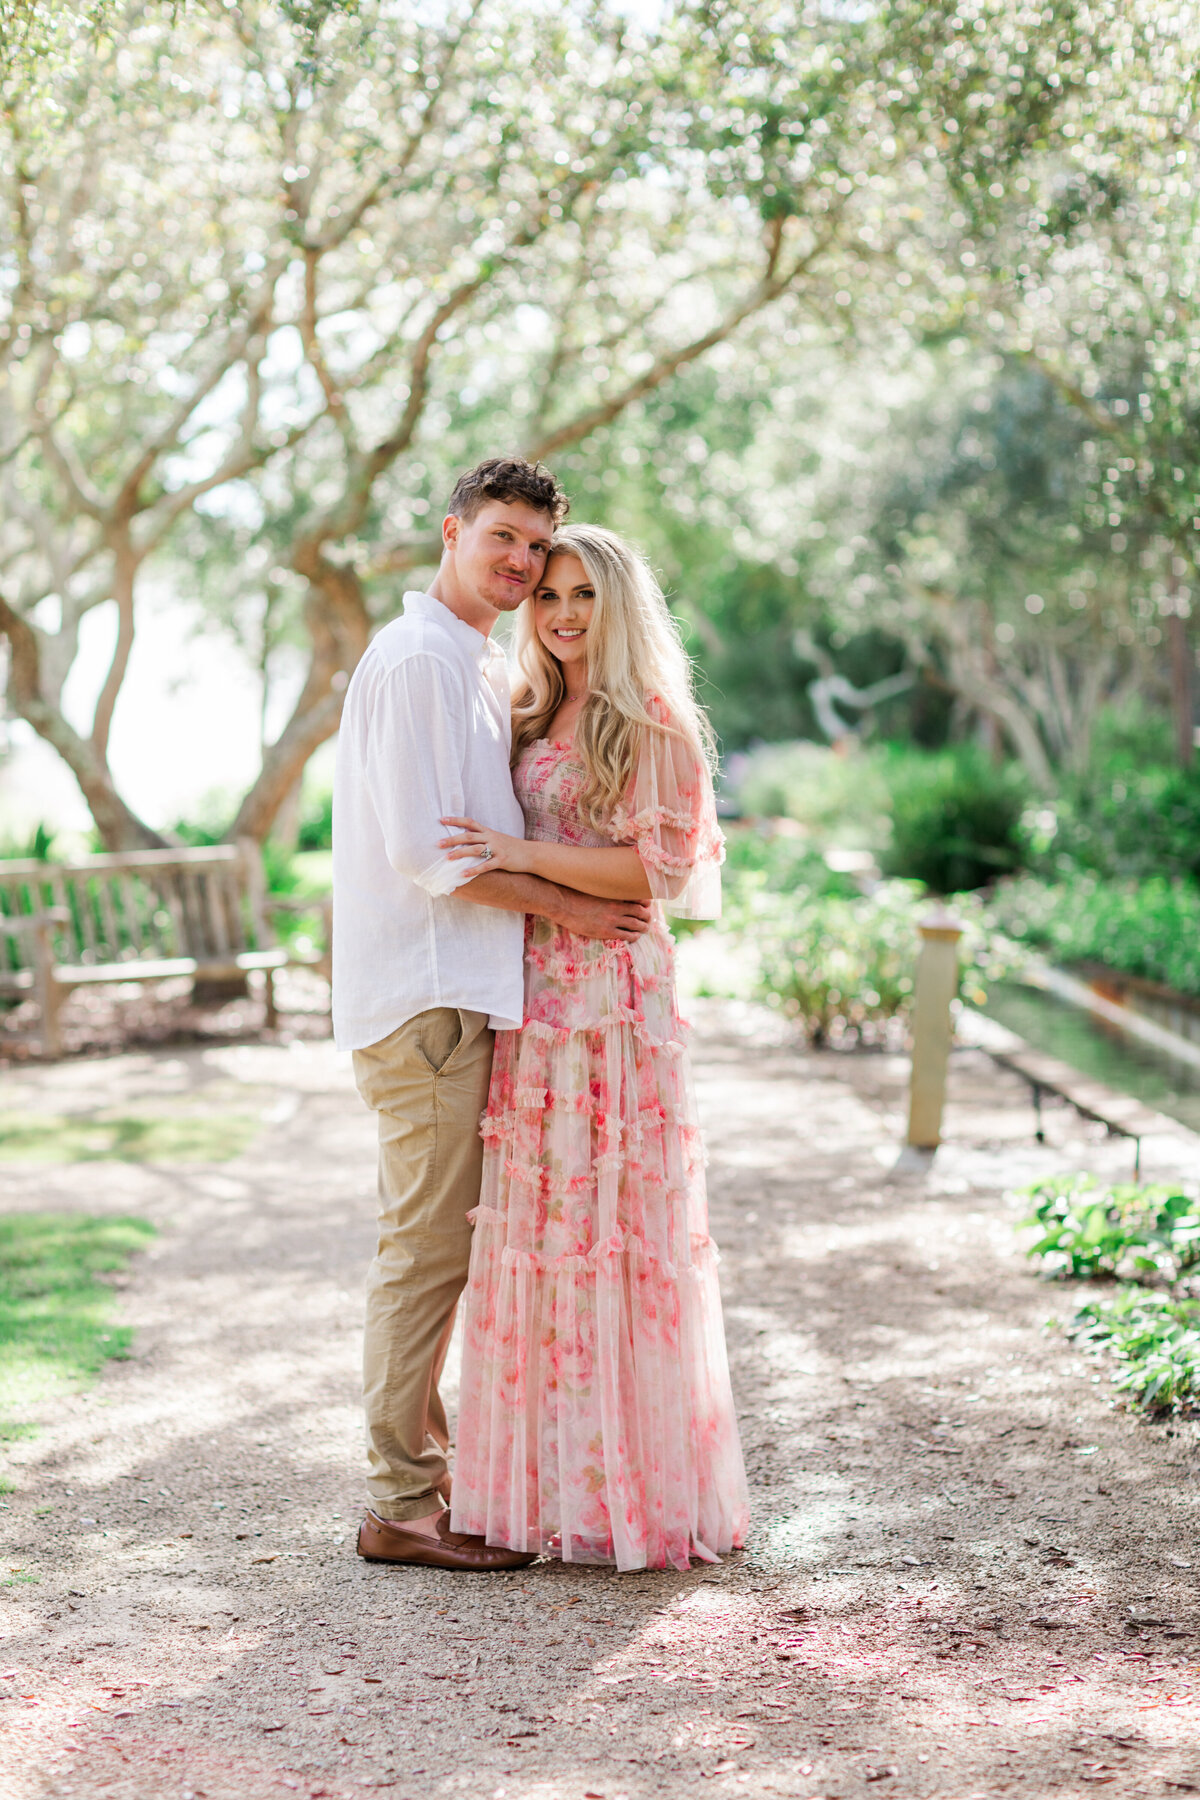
[0,1213,156,1440]
[0,1111,259,1163]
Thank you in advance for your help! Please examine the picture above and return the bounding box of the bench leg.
[264,967,278,1031]
[32,922,65,1058]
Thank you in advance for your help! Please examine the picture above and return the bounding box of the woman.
[439,524,749,1572]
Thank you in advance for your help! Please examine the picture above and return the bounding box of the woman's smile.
[534,552,595,665]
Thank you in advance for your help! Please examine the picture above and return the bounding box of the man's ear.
[441,512,459,553]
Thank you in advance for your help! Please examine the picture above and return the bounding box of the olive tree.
[0,0,1122,846]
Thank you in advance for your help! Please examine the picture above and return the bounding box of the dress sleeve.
[607,699,725,919]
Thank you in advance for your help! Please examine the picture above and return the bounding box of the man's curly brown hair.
[446,455,569,526]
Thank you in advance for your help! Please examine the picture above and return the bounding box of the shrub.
[729,741,891,850]
[738,875,1013,1044]
[721,826,859,900]
[882,746,1029,893]
[988,872,1200,997]
[1020,1173,1200,1283]
[754,881,920,1044]
[1039,763,1200,885]
[1020,1172,1200,1414]
[1072,1289,1200,1412]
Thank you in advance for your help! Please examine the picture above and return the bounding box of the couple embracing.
[332,456,749,1574]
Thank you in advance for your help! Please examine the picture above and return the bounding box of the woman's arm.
[439,817,652,901]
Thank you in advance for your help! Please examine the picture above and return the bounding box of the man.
[333,456,651,1572]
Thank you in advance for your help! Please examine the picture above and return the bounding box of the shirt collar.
[403,590,505,669]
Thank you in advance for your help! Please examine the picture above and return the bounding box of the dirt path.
[3,1000,1200,1800]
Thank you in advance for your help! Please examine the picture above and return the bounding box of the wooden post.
[907,907,965,1150]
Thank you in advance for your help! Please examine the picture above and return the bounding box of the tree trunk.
[1,593,167,852]
[1168,610,1194,769]
[943,652,1055,790]
[226,553,371,844]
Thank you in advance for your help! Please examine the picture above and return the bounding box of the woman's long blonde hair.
[510,523,716,829]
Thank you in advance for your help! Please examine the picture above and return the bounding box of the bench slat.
[0,846,241,878]
[118,874,146,954]
[159,870,187,958]
[50,947,290,987]
[95,876,122,961]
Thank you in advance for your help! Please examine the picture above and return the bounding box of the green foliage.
[882,747,1030,893]
[10,0,1179,852]
[297,787,333,853]
[0,823,54,861]
[988,873,1200,998]
[714,833,1013,1041]
[1021,1173,1200,1414]
[753,881,920,1044]
[1072,1290,1200,1413]
[730,742,892,850]
[0,1212,155,1437]
[721,827,858,900]
[1020,1174,1200,1283]
[1035,762,1200,886]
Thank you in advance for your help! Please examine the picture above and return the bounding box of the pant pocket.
[417,1007,464,1075]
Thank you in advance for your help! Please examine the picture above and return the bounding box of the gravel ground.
[3,998,1200,1800]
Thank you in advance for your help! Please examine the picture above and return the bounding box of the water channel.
[983,979,1200,1139]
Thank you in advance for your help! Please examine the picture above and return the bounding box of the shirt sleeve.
[606,699,725,919]
[362,653,479,897]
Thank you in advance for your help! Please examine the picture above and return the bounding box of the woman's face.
[533,552,595,673]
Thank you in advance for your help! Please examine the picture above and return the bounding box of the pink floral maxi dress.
[452,707,750,1571]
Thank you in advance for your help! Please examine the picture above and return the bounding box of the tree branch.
[525,220,816,461]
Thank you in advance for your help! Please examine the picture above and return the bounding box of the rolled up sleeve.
[363,653,479,896]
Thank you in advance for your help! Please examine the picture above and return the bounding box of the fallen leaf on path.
[251,1555,277,1564]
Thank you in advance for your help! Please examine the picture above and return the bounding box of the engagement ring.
[477,845,494,861]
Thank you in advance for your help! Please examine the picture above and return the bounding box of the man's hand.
[549,888,652,941]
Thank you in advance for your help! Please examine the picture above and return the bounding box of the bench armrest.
[264,894,331,915]
[0,906,71,938]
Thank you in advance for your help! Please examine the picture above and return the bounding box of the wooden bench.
[0,842,330,1056]
[957,1005,1179,1180]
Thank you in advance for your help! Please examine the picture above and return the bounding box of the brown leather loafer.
[355,1509,537,1570]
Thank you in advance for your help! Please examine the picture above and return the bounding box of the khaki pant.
[353,1007,494,1521]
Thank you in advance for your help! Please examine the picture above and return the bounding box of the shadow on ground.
[1,1004,1198,1799]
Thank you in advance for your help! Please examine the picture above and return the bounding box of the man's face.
[443,498,554,613]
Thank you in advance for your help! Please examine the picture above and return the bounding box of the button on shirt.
[332,590,527,1049]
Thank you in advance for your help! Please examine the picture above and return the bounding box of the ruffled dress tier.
[452,704,750,1572]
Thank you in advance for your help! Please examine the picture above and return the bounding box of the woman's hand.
[439,816,533,878]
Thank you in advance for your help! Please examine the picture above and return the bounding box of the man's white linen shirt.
[332,590,527,1050]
